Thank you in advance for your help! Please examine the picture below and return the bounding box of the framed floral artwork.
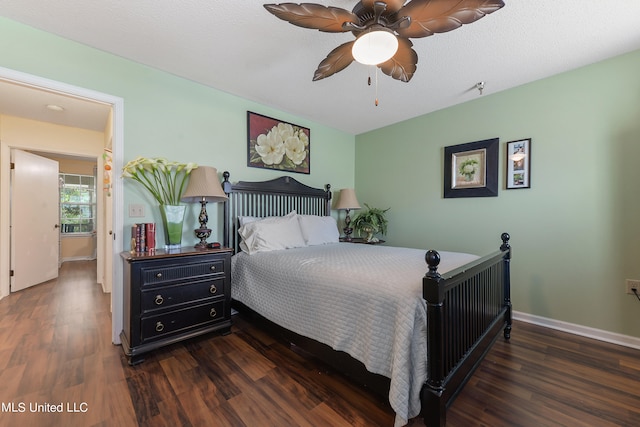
[444,138,499,198]
[247,111,310,174]
[506,138,531,189]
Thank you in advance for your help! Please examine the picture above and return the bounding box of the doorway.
[0,66,125,344]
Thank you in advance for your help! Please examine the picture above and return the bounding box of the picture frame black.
[247,111,310,174]
[505,138,531,189]
[444,137,499,198]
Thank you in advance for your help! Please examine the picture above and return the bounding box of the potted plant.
[351,204,389,242]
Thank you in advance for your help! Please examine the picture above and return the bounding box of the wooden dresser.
[120,246,233,365]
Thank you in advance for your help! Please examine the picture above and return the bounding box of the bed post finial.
[222,171,231,194]
[500,232,511,254]
[425,250,441,278]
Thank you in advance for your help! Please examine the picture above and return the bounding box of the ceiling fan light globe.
[352,29,398,65]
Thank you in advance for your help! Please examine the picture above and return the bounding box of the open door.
[10,149,60,292]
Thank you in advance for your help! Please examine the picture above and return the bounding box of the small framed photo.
[444,138,499,198]
[247,111,310,174]
[506,138,531,189]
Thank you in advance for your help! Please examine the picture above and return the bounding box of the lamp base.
[342,209,354,242]
[193,227,211,248]
[343,226,354,242]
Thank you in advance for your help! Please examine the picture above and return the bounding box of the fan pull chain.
[375,67,379,107]
[366,67,379,106]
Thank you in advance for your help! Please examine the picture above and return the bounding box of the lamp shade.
[334,188,361,210]
[352,28,399,65]
[181,166,228,203]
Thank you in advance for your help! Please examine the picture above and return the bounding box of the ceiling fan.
[264,0,505,82]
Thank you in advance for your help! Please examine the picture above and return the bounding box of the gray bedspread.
[231,243,478,426]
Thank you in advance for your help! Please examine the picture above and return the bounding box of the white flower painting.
[248,112,310,174]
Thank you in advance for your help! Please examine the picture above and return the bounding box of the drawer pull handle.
[155,321,164,332]
[209,284,217,294]
[210,308,217,318]
[156,272,162,279]
[210,265,216,271]
[154,295,164,305]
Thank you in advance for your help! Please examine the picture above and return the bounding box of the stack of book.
[131,223,156,253]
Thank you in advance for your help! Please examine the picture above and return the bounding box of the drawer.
[141,278,224,313]
[140,300,225,342]
[141,258,225,286]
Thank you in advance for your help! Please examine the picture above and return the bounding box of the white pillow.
[238,216,260,227]
[238,211,307,255]
[297,215,339,246]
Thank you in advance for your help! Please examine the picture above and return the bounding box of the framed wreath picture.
[247,111,310,174]
[444,137,499,198]
[506,138,531,189]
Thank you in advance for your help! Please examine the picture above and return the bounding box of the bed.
[221,172,512,427]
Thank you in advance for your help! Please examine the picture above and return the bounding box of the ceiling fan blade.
[313,41,355,81]
[264,3,358,32]
[396,0,505,39]
[378,37,418,82]
[360,0,406,14]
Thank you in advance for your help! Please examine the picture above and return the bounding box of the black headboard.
[221,171,332,253]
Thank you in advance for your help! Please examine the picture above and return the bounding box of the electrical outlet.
[626,279,640,295]
[129,204,145,218]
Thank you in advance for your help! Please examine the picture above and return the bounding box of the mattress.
[231,242,479,426]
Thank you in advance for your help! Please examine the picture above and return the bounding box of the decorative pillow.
[238,211,306,254]
[297,214,340,246]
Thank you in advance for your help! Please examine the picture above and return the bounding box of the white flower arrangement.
[122,157,197,205]
[458,158,479,181]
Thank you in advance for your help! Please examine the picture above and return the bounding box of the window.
[59,173,96,234]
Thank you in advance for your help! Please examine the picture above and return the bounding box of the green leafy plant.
[352,204,389,240]
[122,157,197,205]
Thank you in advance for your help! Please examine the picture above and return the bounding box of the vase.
[361,226,375,243]
[160,204,186,250]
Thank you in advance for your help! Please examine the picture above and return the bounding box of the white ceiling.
[0,78,112,132]
[1,0,640,135]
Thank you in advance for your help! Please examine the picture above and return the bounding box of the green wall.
[0,17,355,244]
[356,49,640,338]
[3,16,639,338]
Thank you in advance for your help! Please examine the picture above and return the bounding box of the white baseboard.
[513,311,640,350]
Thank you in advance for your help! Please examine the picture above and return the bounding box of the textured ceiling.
[1,0,640,135]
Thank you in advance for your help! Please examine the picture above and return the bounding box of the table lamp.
[334,188,361,242]
[181,166,228,248]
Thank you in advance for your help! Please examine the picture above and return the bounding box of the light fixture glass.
[352,28,399,65]
[46,104,65,112]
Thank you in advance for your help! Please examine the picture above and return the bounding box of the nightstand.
[340,237,385,244]
[120,246,233,365]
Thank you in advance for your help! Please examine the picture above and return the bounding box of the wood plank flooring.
[0,260,639,426]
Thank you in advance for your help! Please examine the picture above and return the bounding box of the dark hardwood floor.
[1,260,639,426]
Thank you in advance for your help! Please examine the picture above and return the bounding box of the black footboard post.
[421,250,446,427]
[500,232,512,340]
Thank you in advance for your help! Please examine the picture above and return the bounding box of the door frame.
[0,66,125,344]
